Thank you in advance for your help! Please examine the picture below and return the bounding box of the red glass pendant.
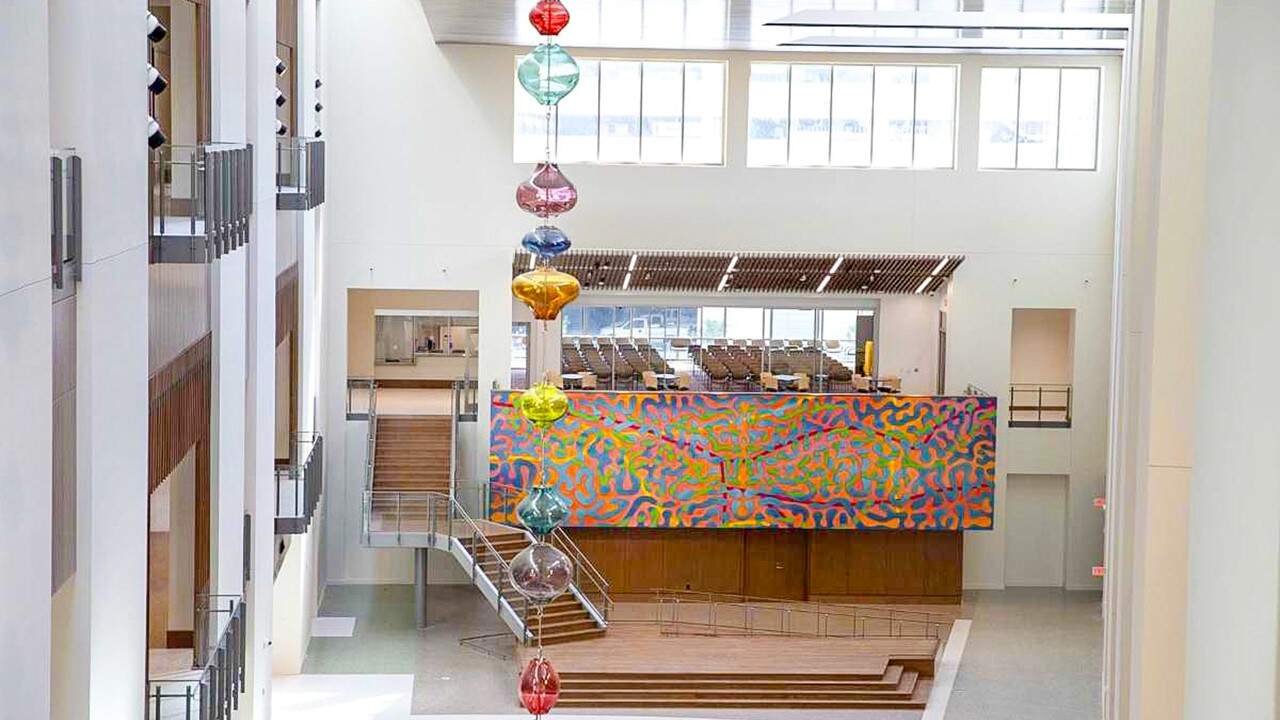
[516,163,578,218]
[519,657,561,715]
[529,0,570,36]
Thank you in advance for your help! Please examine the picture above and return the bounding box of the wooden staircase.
[555,661,932,709]
[373,416,452,494]
[477,531,606,646]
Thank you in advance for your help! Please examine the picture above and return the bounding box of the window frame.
[514,56,728,167]
[746,61,960,171]
[977,65,1103,172]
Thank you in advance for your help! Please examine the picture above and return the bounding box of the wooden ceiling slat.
[512,250,964,295]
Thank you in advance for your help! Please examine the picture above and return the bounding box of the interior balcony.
[149,143,254,264]
[275,137,325,211]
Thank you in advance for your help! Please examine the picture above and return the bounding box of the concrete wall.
[321,0,1120,590]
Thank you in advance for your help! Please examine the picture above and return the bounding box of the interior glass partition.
[558,304,878,392]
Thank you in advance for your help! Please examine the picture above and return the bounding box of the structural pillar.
[1184,2,1280,717]
[414,548,430,628]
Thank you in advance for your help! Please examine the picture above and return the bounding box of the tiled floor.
[282,585,1102,720]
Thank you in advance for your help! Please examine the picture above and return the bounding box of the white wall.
[1184,1,1280,715]
[0,2,53,717]
[323,0,1119,589]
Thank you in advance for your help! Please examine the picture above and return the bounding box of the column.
[243,0,279,715]
[0,1,53,718]
[45,1,151,718]
[1184,1,1280,716]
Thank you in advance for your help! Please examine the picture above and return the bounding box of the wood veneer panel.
[623,529,666,594]
[922,532,963,597]
[149,335,211,493]
[882,532,926,597]
[744,529,807,599]
[807,530,850,596]
[846,532,889,596]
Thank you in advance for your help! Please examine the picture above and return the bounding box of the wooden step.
[540,627,607,645]
[560,666,906,692]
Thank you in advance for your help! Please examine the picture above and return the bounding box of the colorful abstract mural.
[489,391,996,530]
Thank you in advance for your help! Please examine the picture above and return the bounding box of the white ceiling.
[418,0,1132,53]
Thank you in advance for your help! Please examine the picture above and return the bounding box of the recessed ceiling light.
[829,257,844,274]
[717,273,730,292]
[726,256,739,273]
[623,272,632,290]
[816,275,831,293]
[930,258,948,276]
[628,254,638,272]
[915,277,932,294]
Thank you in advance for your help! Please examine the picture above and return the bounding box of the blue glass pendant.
[522,225,571,259]
[516,485,570,537]
[517,43,580,106]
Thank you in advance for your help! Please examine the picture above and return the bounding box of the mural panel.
[489,391,995,530]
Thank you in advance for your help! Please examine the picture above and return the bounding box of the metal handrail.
[1009,382,1073,425]
[274,432,323,532]
[364,489,534,642]
[149,594,245,720]
[474,479,613,623]
[964,383,993,397]
[654,588,950,641]
[364,382,379,493]
[655,588,951,627]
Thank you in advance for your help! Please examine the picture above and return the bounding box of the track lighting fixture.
[314,129,323,138]
[314,102,323,113]
[314,78,323,89]
[276,119,288,137]
[146,12,167,43]
[147,116,166,149]
[275,57,287,75]
[147,63,168,95]
[275,89,287,108]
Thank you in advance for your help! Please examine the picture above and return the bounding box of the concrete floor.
[290,584,1102,720]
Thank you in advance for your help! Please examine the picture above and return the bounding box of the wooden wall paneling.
[696,529,744,594]
[845,532,889,596]
[881,531,927,597]
[922,531,963,598]
[743,529,807,599]
[148,531,170,648]
[806,530,849,596]
[148,335,211,492]
[622,529,665,596]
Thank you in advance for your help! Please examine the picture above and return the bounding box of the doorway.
[1004,473,1068,587]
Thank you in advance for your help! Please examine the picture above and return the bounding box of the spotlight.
[147,63,168,95]
[275,89,287,107]
[314,102,323,113]
[315,78,323,89]
[275,119,288,137]
[275,57,287,75]
[147,116,166,149]
[146,12,167,43]
[314,129,323,138]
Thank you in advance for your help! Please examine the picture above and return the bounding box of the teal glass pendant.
[516,485,570,537]
[517,43,580,106]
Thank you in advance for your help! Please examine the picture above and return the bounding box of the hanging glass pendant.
[522,226,571,260]
[517,485,571,537]
[517,43,580,106]
[516,163,578,218]
[509,542,574,604]
[519,657,561,715]
[511,266,581,321]
[517,382,569,428]
[529,0,571,37]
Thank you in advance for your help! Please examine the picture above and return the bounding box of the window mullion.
[1013,68,1023,169]
[826,64,835,167]
[1053,68,1064,170]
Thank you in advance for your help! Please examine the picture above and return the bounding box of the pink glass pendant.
[516,163,578,218]
[519,657,561,715]
[529,0,570,36]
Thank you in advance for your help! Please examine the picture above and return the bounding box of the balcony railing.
[147,594,245,720]
[1009,383,1072,428]
[150,143,253,264]
[274,432,324,534]
[275,138,325,211]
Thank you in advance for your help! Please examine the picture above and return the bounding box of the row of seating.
[547,370,692,391]
[562,340,672,379]
[694,345,856,387]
